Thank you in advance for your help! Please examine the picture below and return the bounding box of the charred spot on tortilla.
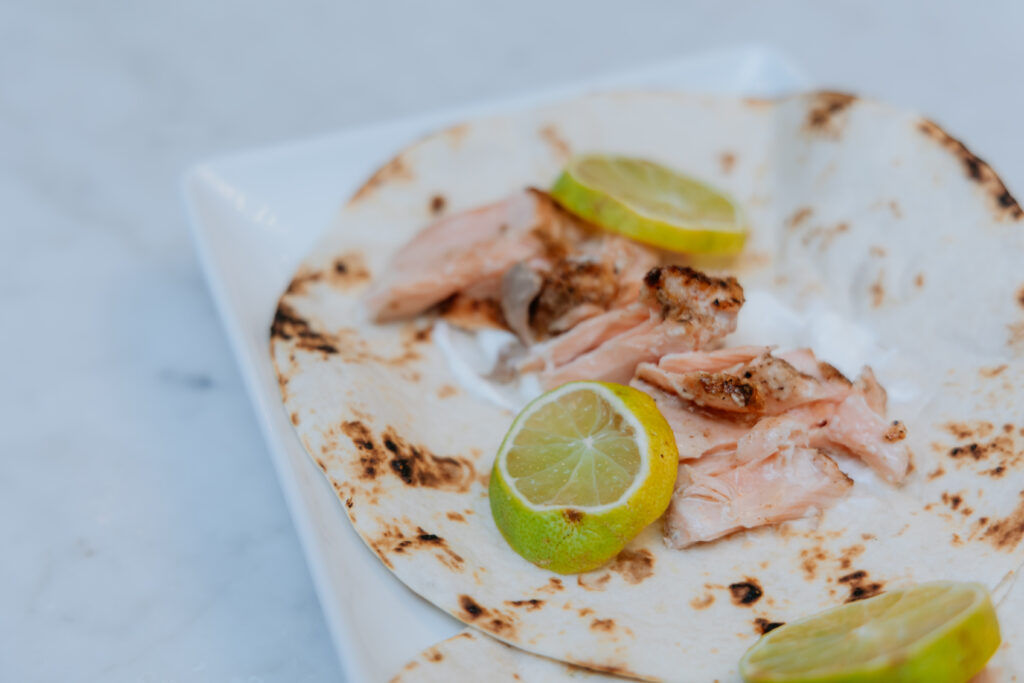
[941,492,964,510]
[349,154,414,204]
[327,252,371,289]
[690,593,715,610]
[917,118,1023,220]
[426,649,443,663]
[838,570,884,603]
[285,267,323,296]
[787,207,813,230]
[446,511,466,522]
[382,427,476,492]
[804,91,857,136]
[982,494,1024,550]
[719,151,736,174]
[459,595,485,619]
[980,365,1009,379]
[590,618,615,632]
[340,420,384,480]
[505,599,544,611]
[430,194,446,215]
[270,302,339,354]
[609,549,655,584]
[539,124,571,160]
[728,580,763,606]
[416,529,444,544]
[754,618,785,635]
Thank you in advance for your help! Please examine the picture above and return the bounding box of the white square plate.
[183,47,809,683]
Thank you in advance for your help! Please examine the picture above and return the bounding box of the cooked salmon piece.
[818,392,909,483]
[631,380,753,459]
[637,349,850,415]
[657,346,768,373]
[500,234,659,343]
[526,266,744,387]
[853,366,887,416]
[365,189,589,322]
[664,417,853,547]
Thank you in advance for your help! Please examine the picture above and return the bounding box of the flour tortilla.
[393,574,1024,683]
[271,91,1024,681]
[391,629,616,683]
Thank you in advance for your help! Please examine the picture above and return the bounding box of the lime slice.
[740,582,1001,683]
[489,381,678,574]
[550,154,747,254]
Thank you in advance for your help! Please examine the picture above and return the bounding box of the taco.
[271,91,1024,681]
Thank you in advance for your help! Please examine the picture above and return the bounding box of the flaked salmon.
[664,416,852,548]
[526,266,744,387]
[366,189,589,322]
[630,380,752,459]
[637,349,850,415]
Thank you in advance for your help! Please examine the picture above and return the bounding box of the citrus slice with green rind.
[740,581,1001,683]
[550,154,747,254]
[489,381,678,574]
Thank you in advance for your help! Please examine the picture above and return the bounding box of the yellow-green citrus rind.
[489,382,678,574]
[739,581,1000,683]
[550,155,748,255]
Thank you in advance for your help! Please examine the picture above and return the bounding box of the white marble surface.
[4,2,1024,681]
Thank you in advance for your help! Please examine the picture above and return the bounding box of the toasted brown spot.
[914,273,925,289]
[446,511,466,522]
[720,151,736,174]
[383,427,476,492]
[290,412,300,426]
[538,577,564,593]
[787,207,813,230]
[609,549,655,585]
[459,595,485,620]
[982,494,1024,549]
[425,649,443,663]
[729,580,763,606]
[539,124,571,159]
[590,618,615,632]
[341,420,384,480]
[284,268,323,296]
[690,593,715,610]
[981,365,1008,378]
[1011,321,1024,353]
[270,302,338,355]
[945,421,993,440]
[941,491,963,510]
[578,607,594,617]
[564,662,635,678]
[506,599,544,611]
[349,155,413,204]
[328,252,371,289]
[430,194,446,215]
[870,270,885,308]
[577,573,612,592]
[437,384,458,399]
[986,464,1007,478]
[838,570,884,603]
[799,547,828,580]
[927,466,946,480]
[805,91,857,136]
[754,618,785,635]
[917,118,1023,221]
[888,200,903,219]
